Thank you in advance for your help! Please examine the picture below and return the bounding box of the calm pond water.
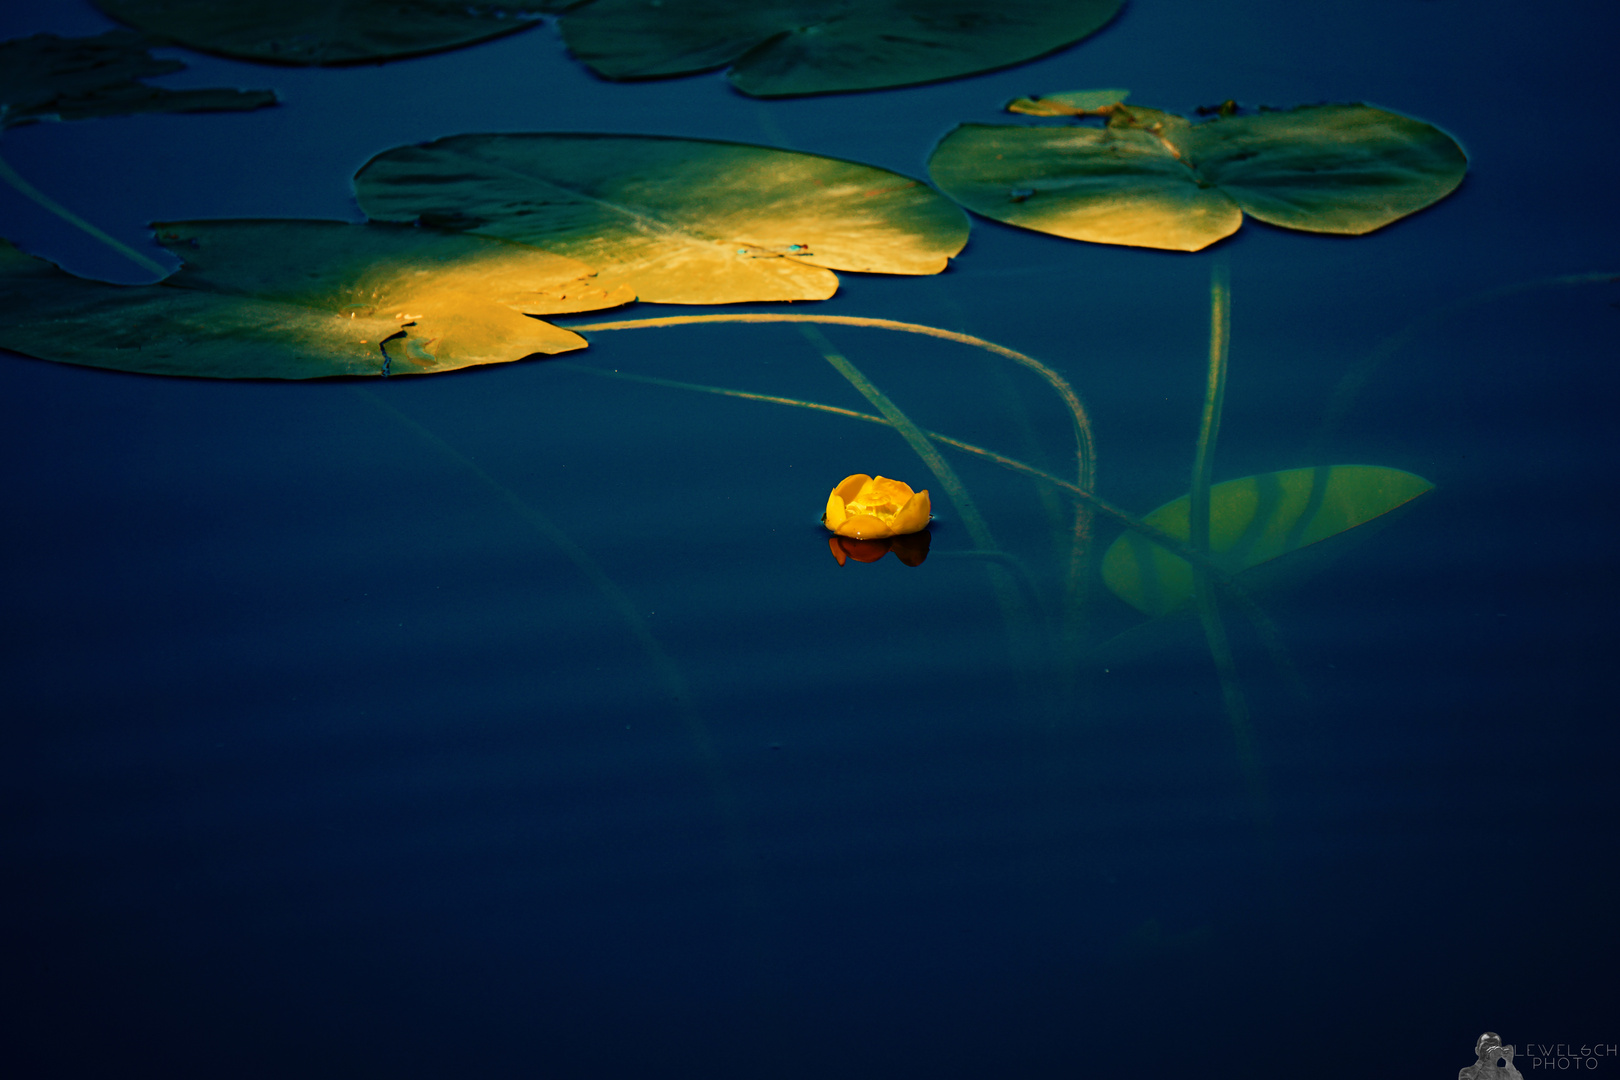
[3,2,1616,1077]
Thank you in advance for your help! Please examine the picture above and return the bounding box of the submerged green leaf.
[929,103,1468,251]
[354,133,970,304]
[1102,465,1435,616]
[0,220,632,378]
[0,29,275,128]
[91,0,554,66]
[559,0,1123,97]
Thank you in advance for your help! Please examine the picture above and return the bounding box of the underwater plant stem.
[0,147,168,277]
[564,313,1096,494]
[801,325,999,552]
[1194,578,1266,802]
[352,386,760,905]
[1306,271,1620,460]
[1189,266,1266,811]
[1190,264,1231,555]
[353,388,701,743]
[553,358,1300,699]
[800,325,1048,683]
[550,361,1229,582]
[568,311,1099,664]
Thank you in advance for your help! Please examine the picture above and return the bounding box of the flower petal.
[868,475,916,504]
[824,493,848,532]
[836,513,896,540]
[834,474,871,503]
[890,489,932,535]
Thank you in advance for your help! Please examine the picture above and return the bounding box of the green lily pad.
[929,103,1468,251]
[0,220,632,379]
[1006,87,1129,117]
[354,133,970,304]
[91,0,555,66]
[1102,465,1435,617]
[0,29,276,129]
[558,0,1124,97]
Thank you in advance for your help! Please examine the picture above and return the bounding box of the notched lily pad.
[929,101,1468,251]
[354,132,970,304]
[559,0,1124,97]
[0,29,275,128]
[0,220,630,379]
[1102,465,1435,617]
[91,0,556,66]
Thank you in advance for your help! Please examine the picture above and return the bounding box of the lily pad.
[0,29,275,128]
[0,220,631,378]
[354,133,970,304]
[91,0,555,66]
[1006,87,1129,117]
[929,103,1468,251]
[558,0,1124,97]
[1102,465,1435,617]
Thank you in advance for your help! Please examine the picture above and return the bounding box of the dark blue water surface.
[3,2,1617,1077]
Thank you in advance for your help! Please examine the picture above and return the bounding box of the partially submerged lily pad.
[355,133,970,304]
[91,0,554,66]
[1102,465,1435,616]
[559,0,1124,97]
[0,29,275,128]
[929,102,1468,251]
[0,220,630,378]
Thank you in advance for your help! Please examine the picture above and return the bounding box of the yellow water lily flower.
[823,474,931,539]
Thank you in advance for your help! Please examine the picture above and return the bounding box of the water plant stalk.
[0,148,168,277]
[800,324,998,552]
[1306,271,1620,460]
[549,360,1305,694]
[1189,266,1266,811]
[352,386,761,923]
[568,310,1098,664]
[797,325,1049,683]
[564,313,1096,492]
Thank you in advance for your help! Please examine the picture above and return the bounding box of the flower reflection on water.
[826,530,931,567]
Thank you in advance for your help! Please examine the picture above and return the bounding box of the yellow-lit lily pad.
[559,0,1123,97]
[0,220,627,379]
[90,0,553,66]
[0,29,275,128]
[1102,465,1435,616]
[355,133,970,304]
[929,103,1468,251]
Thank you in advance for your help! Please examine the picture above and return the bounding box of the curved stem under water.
[1306,270,1620,460]
[565,310,1100,669]
[352,386,760,924]
[549,362,1218,579]
[0,146,168,278]
[563,312,1096,494]
[551,358,1304,697]
[795,324,1051,687]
